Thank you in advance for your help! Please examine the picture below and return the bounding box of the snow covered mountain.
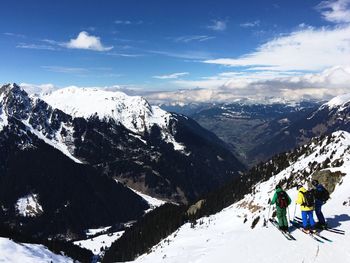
[42,87,171,137]
[0,237,74,263]
[120,130,350,263]
[0,83,151,239]
[250,93,350,162]
[322,93,350,111]
[1,83,244,203]
[0,83,245,241]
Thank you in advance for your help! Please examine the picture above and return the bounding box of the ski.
[290,220,324,243]
[323,228,345,235]
[293,218,336,240]
[269,219,296,240]
[312,231,333,242]
[295,216,345,234]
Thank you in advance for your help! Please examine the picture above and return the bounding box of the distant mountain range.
[251,93,350,162]
[161,101,322,166]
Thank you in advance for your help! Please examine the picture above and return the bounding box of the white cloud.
[107,52,144,57]
[172,35,216,43]
[145,66,350,103]
[63,31,113,51]
[17,66,350,104]
[114,20,143,25]
[317,0,350,23]
[16,43,57,51]
[41,39,61,45]
[240,20,260,28]
[3,32,26,38]
[149,50,212,60]
[204,25,350,71]
[207,19,227,31]
[153,72,189,79]
[41,66,88,74]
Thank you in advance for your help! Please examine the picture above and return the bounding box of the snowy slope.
[130,131,350,263]
[41,86,185,151]
[41,87,167,134]
[15,194,43,217]
[0,91,9,132]
[0,237,73,263]
[325,93,350,110]
[74,187,167,255]
[74,230,125,255]
[0,84,81,163]
[319,92,350,112]
[73,186,166,256]
[128,186,166,212]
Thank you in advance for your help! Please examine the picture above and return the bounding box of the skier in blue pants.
[312,179,328,229]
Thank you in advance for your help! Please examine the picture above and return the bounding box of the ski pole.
[266,204,271,227]
[287,207,291,227]
[292,202,297,221]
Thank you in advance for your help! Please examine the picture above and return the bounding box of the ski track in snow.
[129,131,350,263]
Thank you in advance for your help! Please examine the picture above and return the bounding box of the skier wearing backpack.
[271,185,291,231]
[296,185,315,233]
[312,179,329,229]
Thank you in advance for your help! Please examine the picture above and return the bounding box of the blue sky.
[1,0,350,102]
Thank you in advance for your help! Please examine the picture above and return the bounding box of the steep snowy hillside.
[322,93,350,111]
[41,87,183,150]
[128,131,350,263]
[0,237,73,263]
[0,84,150,239]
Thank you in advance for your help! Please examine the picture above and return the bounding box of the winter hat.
[312,179,319,187]
[275,185,282,190]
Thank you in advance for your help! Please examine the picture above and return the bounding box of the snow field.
[0,238,73,263]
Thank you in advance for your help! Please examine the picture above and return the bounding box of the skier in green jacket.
[271,185,292,231]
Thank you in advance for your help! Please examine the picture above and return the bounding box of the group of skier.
[270,179,330,234]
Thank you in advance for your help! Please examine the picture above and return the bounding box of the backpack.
[315,187,330,202]
[302,190,315,207]
[277,191,289,208]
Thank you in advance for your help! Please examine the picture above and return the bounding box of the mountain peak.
[324,93,350,110]
[41,87,171,134]
[0,83,25,95]
[0,83,30,107]
[1,83,32,132]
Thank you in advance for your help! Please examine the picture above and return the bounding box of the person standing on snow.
[271,185,291,232]
[312,179,329,229]
[295,185,316,233]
